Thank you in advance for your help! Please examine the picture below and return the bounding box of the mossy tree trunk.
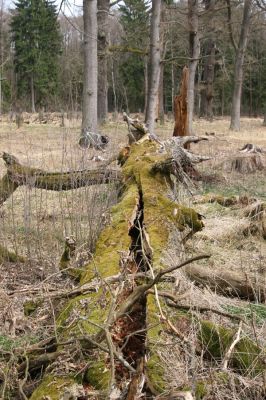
[25,139,265,399]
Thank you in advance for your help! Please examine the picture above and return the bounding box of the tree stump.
[223,153,264,173]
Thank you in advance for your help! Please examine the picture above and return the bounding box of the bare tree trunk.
[0,0,3,116]
[230,0,252,131]
[200,0,216,120]
[82,0,98,131]
[187,0,200,134]
[144,55,148,116]
[31,74,36,113]
[97,0,109,124]
[111,56,118,118]
[263,109,266,126]
[158,63,164,124]
[158,3,166,124]
[145,0,161,135]
[201,42,216,121]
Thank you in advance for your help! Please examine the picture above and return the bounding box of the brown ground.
[0,114,265,397]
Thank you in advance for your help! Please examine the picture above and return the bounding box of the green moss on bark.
[30,140,206,397]
[85,359,110,390]
[30,375,76,400]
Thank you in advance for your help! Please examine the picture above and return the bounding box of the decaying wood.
[223,153,264,173]
[123,112,150,143]
[185,264,266,302]
[173,66,189,145]
[0,152,121,206]
[2,129,265,398]
[152,138,211,184]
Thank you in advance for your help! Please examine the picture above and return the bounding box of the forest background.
[1,0,266,125]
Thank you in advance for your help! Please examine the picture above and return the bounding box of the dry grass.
[0,114,265,398]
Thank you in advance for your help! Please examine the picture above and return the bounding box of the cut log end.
[223,153,265,173]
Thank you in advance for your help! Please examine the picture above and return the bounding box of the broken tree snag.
[30,139,205,399]
[173,66,189,148]
[0,152,121,196]
[223,153,264,173]
[123,112,149,144]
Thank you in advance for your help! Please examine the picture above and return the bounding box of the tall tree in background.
[97,0,109,123]
[200,0,216,120]
[228,0,253,131]
[145,0,161,135]
[11,0,61,112]
[82,0,98,131]
[187,0,200,134]
[119,0,150,113]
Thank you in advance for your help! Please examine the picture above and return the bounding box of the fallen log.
[185,264,266,302]
[0,152,121,206]
[27,139,265,399]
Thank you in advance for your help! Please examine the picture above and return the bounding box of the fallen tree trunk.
[0,152,121,206]
[26,139,265,399]
[185,264,266,302]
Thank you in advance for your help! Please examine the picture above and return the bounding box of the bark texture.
[187,0,200,134]
[200,0,216,120]
[0,152,120,207]
[145,0,161,135]
[82,0,98,131]
[229,0,252,131]
[173,66,189,139]
[97,0,109,124]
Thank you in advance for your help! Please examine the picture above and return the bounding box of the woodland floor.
[0,114,265,398]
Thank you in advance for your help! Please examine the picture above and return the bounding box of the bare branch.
[225,0,237,52]
[222,322,243,370]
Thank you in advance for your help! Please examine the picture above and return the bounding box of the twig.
[222,321,243,371]
[82,321,136,373]
[114,255,210,320]
[18,352,29,400]
[166,301,247,324]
